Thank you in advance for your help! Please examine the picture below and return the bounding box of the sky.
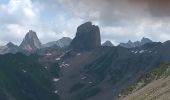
[1,0,170,45]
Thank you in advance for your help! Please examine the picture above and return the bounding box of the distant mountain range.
[119,37,152,48]
[0,31,72,55]
[0,42,21,54]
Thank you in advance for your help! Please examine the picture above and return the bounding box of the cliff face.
[20,30,41,52]
[70,22,101,51]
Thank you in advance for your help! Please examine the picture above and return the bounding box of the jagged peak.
[20,30,41,52]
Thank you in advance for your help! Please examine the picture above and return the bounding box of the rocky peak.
[141,37,152,44]
[102,41,114,47]
[20,30,41,52]
[7,42,15,47]
[70,22,101,51]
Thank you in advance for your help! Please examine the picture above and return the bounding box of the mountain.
[20,30,42,52]
[53,40,170,100]
[102,41,114,47]
[2,22,170,100]
[43,37,72,48]
[119,37,152,48]
[70,22,101,51]
[0,42,21,54]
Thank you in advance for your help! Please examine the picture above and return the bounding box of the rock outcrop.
[20,30,41,52]
[70,22,101,51]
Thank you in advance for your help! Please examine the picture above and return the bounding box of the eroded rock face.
[20,30,41,52]
[70,22,101,51]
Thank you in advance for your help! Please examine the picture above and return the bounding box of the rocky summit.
[102,41,114,47]
[20,30,42,52]
[70,22,101,51]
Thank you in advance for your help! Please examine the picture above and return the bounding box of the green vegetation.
[145,63,170,81]
[0,53,60,100]
[118,62,170,99]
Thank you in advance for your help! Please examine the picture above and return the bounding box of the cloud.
[1,0,170,46]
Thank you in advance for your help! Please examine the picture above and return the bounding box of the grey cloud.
[1,0,170,46]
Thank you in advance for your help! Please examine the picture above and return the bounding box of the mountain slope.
[121,76,170,100]
[54,40,170,100]
[0,53,60,100]
[120,62,170,100]
[43,37,72,48]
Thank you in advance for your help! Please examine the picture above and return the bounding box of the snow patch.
[88,82,92,84]
[139,50,145,53]
[131,51,135,53]
[44,66,48,69]
[54,90,58,94]
[81,76,87,80]
[55,57,60,61]
[22,69,27,73]
[134,51,138,54]
[77,53,81,56]
[60,62,69,68]
[46,53,52,56]
[53,78,60,82]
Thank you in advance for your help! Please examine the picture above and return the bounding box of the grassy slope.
[119,62,170,100]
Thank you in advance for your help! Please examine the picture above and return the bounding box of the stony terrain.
[121,76,170,100]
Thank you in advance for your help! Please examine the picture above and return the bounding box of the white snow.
[53,78,60,82]
[131,51,135,53]
[46,53,52,56]
[59,65,63,68]
[134,51,138,54]
[81,76,87,80]
[77,53,81,56]
[88,82,92,84]
[59,54,64,58]
[44,66,48,69]
[65,64,69,67]
[139,50,145,53]
[54,90,58,94]
[55,57,61,61]
[59,62,69,68]
[22,69,27,73]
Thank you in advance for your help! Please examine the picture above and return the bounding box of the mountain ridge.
[119,37,152,48]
